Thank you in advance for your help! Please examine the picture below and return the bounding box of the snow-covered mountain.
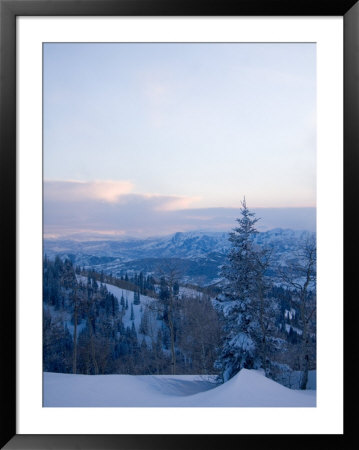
[44,230,230,260]
[44,228,312,260]
[44,228,314,286]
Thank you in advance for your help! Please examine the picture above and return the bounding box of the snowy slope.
[43,369,315,407]
[103,283,162,346]
[75,276,162,342]
[104,283,156,330]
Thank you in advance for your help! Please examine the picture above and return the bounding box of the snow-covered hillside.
[43,368,316,407]
[104,283,161,343]
[75,275,161,341]
[105,284,154,325]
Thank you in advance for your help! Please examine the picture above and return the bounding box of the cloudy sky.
[43,43,316,239]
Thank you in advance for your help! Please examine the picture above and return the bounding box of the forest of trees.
[43,256,221,376]
[43,200,316,389]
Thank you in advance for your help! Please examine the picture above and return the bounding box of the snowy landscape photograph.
[43,42,316,407]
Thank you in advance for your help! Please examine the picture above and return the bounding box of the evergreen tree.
[130,303,134,321]
[139,272,144,293]
[43,311,73,373]
[216,198,276,381]
[157,269,181,375]
[131,321,137,338]
[110,292,119,317]
[139,307,149,335]
[159,277,169,303]
[133,289,141,305]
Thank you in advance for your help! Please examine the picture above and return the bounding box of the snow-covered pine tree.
[215,198,276,382]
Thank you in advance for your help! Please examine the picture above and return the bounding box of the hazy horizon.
[44,201,316,240]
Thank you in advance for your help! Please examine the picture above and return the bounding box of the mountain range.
[44,228,314,286]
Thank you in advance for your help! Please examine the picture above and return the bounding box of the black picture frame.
[1,0,357,448]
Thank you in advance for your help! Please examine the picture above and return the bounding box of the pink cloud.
[44,180,134,203]
[155,196,201,211]
[44,180,200,212]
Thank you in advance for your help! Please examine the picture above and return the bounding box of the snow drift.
[44,369,315,407]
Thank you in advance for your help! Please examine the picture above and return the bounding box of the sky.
[43,43,316,239]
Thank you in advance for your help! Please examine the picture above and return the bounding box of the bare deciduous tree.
[280,235,316,389]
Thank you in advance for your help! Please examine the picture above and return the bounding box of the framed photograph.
[1,0,356,448]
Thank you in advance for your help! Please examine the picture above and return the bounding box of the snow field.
[43,369,315,407]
